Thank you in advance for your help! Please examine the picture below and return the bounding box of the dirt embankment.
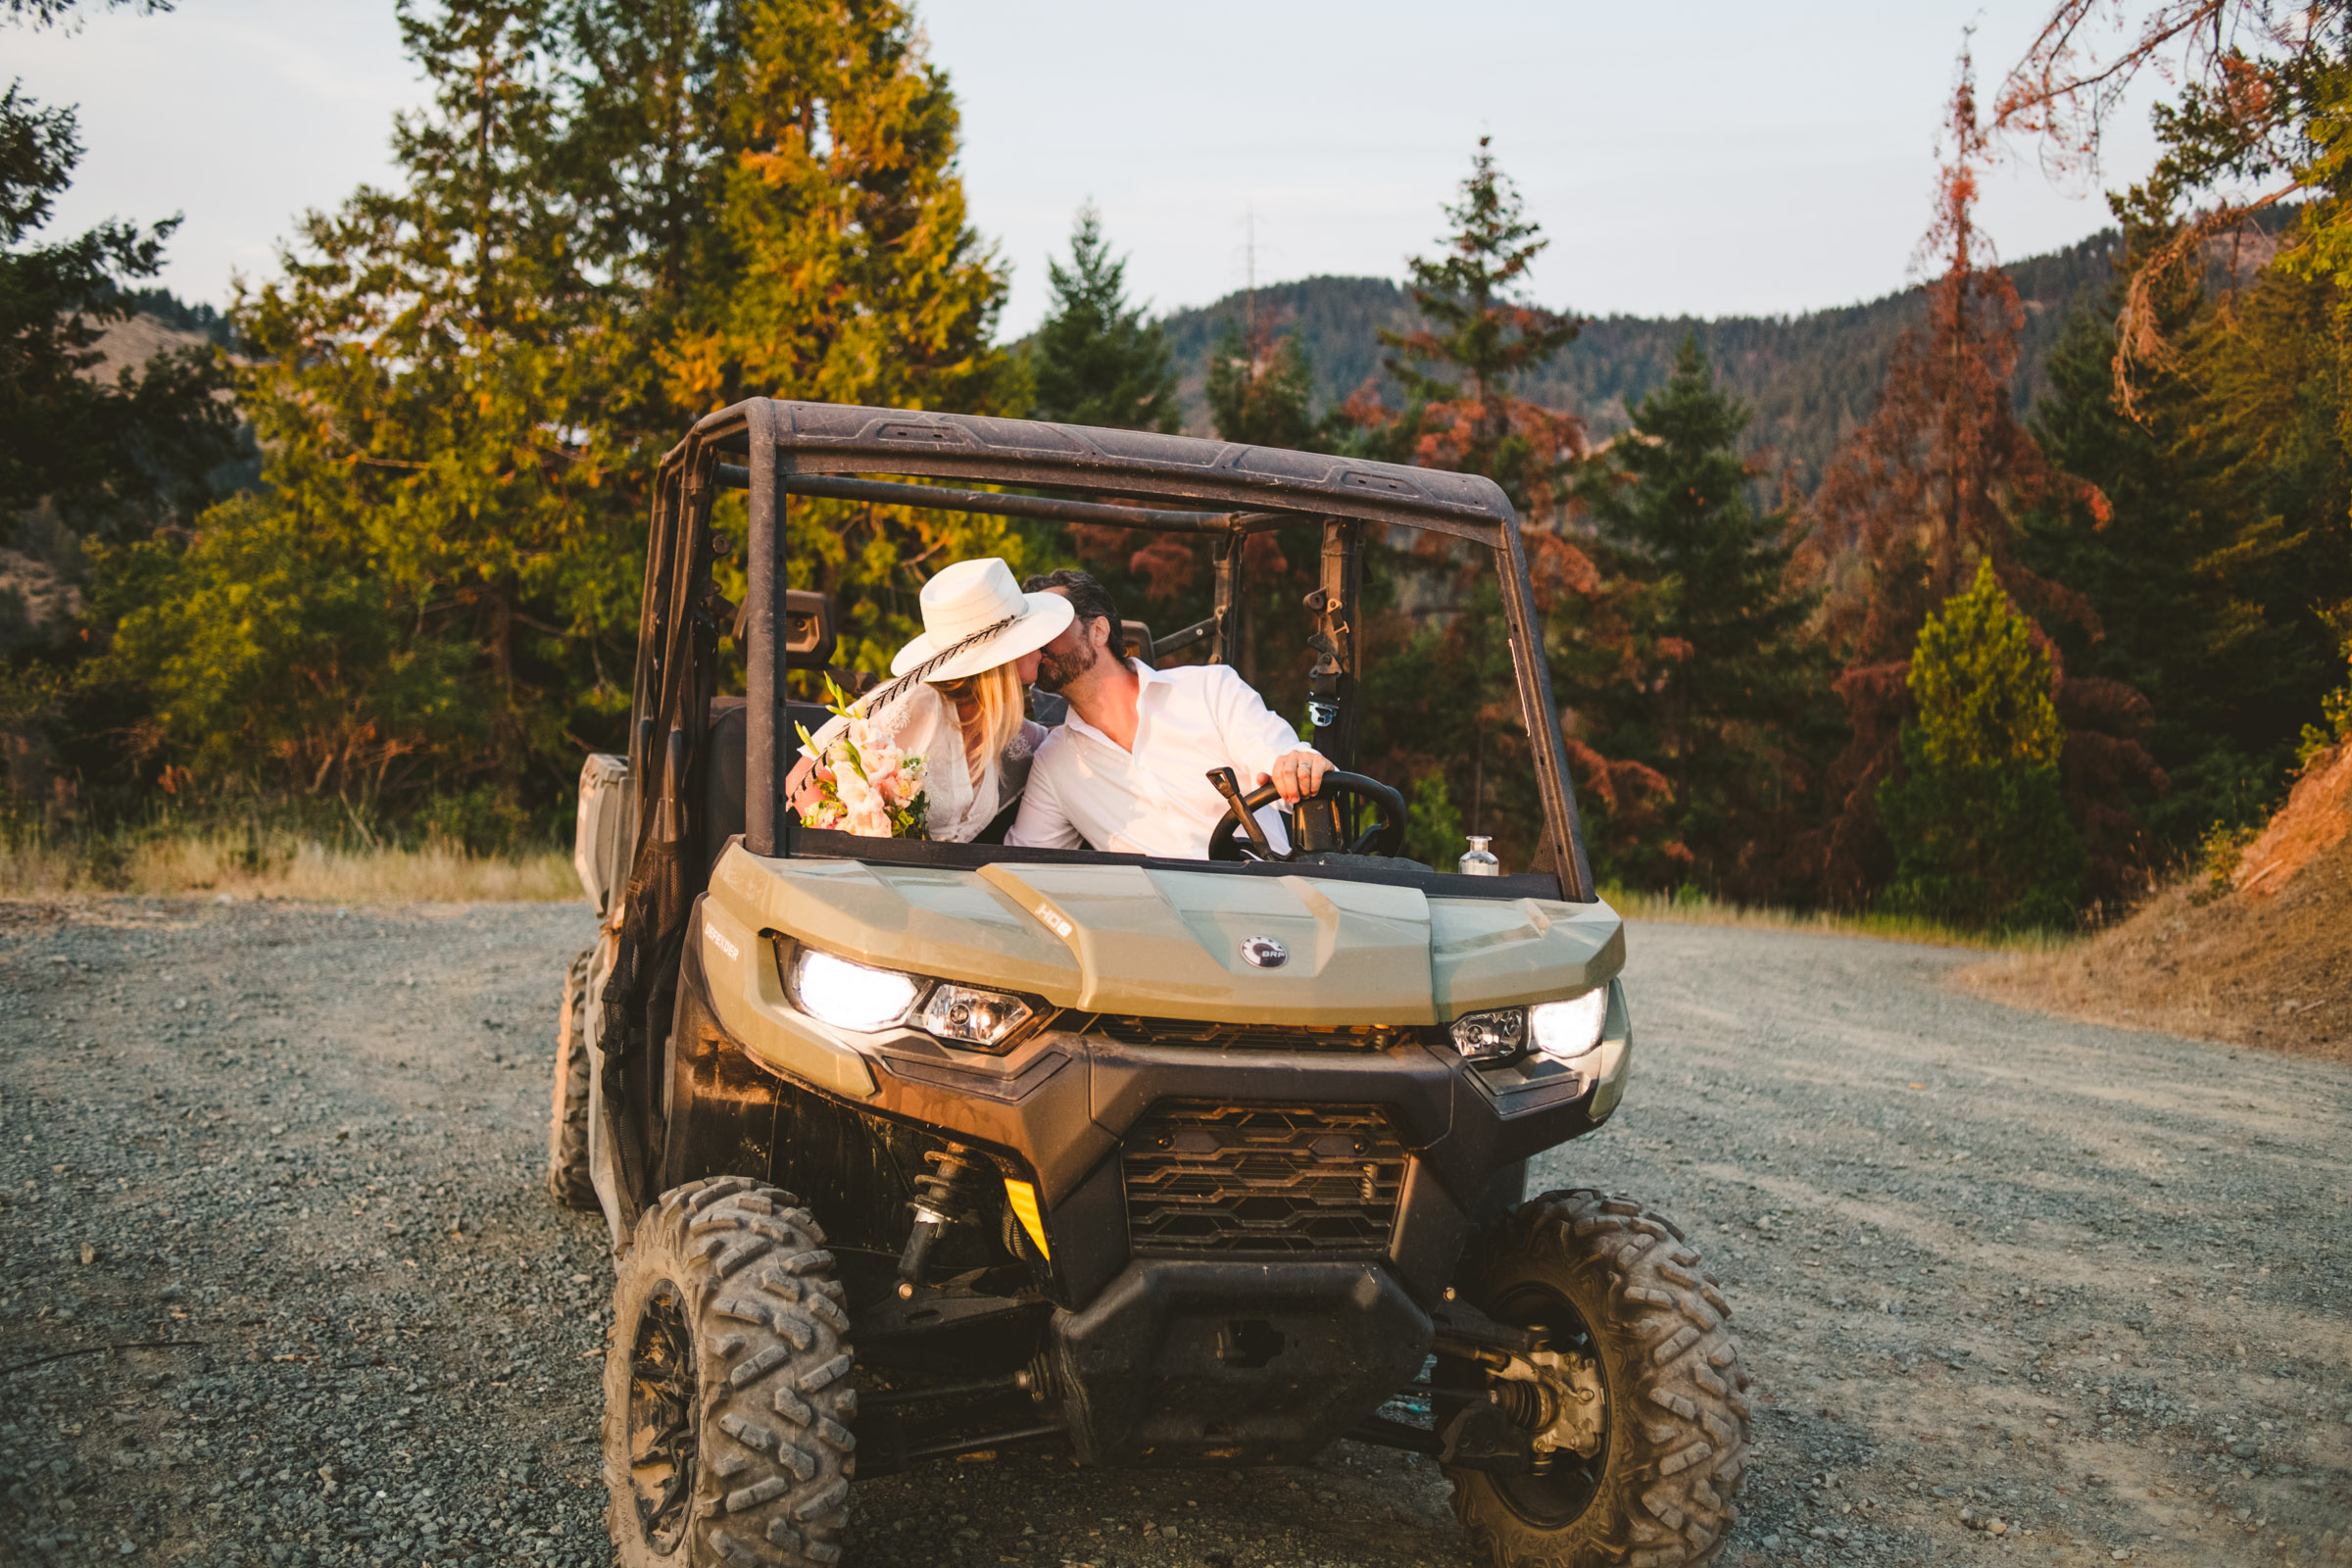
[1964,741,2352,1062]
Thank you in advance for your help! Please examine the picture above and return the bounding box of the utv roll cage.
[599,400,1600,1200]
[636,400,1592,878]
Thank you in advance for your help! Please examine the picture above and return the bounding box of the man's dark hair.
[1024,567,1124,657]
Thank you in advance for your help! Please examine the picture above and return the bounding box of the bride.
[787,557,1071,843]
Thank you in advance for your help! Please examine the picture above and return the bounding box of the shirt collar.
[1056,659,1164,750]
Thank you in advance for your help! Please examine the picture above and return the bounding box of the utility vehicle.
[550,400,1749,1568]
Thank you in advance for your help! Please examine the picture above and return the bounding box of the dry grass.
[1958,841,2351,1063]
[1602,883,2081,955]
[1957,740,2352,1063]
[1,829,575,903]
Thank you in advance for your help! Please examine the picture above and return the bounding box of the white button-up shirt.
[1005,661,1314,857]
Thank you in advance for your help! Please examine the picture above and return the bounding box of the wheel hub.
[627,1281,698,1553]
[1494,1347,1605,1458]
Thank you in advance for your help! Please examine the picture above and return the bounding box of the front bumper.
[1048,1259,1432,1465]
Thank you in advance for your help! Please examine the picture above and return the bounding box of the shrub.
[1877,562,2084,929]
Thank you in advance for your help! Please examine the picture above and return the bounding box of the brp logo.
[1240,935,1289,969]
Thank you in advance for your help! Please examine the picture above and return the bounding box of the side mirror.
[785,589,837,666]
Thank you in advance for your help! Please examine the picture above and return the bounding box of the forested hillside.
[1162,231,2121,483]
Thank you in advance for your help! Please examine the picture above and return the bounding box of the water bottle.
[1457,835,1500,876]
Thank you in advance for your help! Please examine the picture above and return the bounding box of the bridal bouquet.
[791,675,929,838]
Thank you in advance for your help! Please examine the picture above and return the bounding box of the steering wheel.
[1206,769,1409,862]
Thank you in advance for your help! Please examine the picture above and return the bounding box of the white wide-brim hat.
[888,557,1075,683]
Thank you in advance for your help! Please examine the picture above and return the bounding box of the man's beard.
[1034,637,1099,694]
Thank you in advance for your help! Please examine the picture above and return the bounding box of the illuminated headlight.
[1530,988,1609,1062]
[790,947,921,1032]
[919,983,1035,1053]
[1448,1007,1526,1060]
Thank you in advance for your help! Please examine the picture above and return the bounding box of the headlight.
[790,947,921,1032]
[786,945,1040,1050]
[1447,1007,1526,1060]
[1530,988,1609,1061]
[919,982,1036,1053]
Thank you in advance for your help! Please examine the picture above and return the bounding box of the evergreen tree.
[1571,335,1829,898]
[2018,86,2352,862]
[555,0,739,494]
[697,0,1030,673]
[0,81,237,540]
[1375,135,1582,514]
[1807,59,2160,907]
[90,493,481,816]
[1206,318,1316,450]
[86,0,1033,825]
[1029,204,1178,432]
[1877,561,2084,928]
[203,0,605,811]
[1348,138,1654,877]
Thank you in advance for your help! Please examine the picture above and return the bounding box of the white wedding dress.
[797,683,1045,843]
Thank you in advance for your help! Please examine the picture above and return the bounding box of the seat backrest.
[574,752,635,915]
[705,695,834,865]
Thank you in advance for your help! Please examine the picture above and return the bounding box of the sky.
[11,0,2166,336]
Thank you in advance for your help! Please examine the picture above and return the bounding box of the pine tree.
[1877,561,2084,929]
[1807,58,2159,908]
[0,81,236,540]
[694,0,1030,674]
[213,0,608,808]
[1374,135,1582,514]
[1029,204,1178,432]
[1571,334,1830,898]
[1348,139,1659,875]
[555,0,739,492]
[1206,318,1316,450]
[91,0,1033,818]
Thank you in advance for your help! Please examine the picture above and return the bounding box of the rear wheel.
[1444,1189,1748,1568]
[548,946,596,1210]
[605,1177,857,1568]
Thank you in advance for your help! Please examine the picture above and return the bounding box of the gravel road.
[2,899,2348,1568]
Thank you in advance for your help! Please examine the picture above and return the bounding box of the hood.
[710,847,1623,1026]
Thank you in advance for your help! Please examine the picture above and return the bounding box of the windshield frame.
[636,398,1598,905]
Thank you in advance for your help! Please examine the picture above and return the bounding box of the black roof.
[700,399,1517,540]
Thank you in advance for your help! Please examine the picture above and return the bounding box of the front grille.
[1120,1101,1406,1257]
[1086,1015,1415,1053]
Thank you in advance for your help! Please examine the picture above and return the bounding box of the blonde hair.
[931,662,1025,786]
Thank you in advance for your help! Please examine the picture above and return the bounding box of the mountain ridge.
[1156,229,2123,485]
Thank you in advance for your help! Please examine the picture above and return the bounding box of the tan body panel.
[707,843,1623,1030]
[695,890,879,1099]
[976,862,1439,1024]
[1426,895,1626,1015]
[710,846,1083,998]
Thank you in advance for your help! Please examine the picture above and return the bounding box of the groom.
[1004,569,1332,858]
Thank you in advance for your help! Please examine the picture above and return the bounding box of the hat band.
[858,611,1021,719]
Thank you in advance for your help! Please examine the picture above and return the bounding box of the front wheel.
[1443,1189,1748,1568]
[604,1177,857,1567]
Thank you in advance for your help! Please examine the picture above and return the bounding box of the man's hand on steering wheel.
[1205,764,1408,861]
[1262,748,1332,807]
